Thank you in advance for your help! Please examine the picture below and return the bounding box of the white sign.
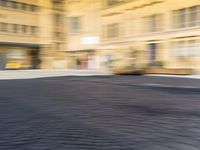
[80,36,100,45]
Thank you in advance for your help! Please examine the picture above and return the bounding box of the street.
[0,75,200,150]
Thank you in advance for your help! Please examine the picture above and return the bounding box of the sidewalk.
[0,69,200,80]
[0,69,112,80]
[146,74,200,79]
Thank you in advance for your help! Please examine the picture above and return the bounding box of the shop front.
[0,42,41,70]
[67,49,100,69]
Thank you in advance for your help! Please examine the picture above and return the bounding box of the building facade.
[1,0,200,72]
[66,0,102,69]
[101,0,200,72]
[0,0,67,69]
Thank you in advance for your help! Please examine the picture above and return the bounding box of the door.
[149,43,157,62]
[30,49,41,69]
[0,53,6,70]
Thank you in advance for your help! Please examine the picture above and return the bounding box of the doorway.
[149,43,157,63]
[0,53,6,70]
[30,49,41,69]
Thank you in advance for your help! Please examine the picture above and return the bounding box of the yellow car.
[5,62,22,69]
[5,60,30,70]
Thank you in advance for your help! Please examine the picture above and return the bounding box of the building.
[42,0,67,69]
[0,0,67,69]
[1,0,200,72]
[101,0,200,72]
[66,0,102,69]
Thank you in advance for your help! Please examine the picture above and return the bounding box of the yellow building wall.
[0,0,68,69]
[1,0,200,71]
[66,0,102,51]
[101,0,200,71]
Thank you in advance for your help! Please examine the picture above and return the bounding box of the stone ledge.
[144,68,194,75]
[113,69,144,75]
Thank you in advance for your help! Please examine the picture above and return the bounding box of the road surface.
[0,75,200,150]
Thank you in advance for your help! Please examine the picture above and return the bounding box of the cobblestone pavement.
[0,75,200,150]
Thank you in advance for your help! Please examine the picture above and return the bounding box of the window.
[30,5,37,12]
[149,15,157,32]
[0,0,8,7]
[68,17,81,34]
[0,23,3,32]
[188,40,199,58]
[107,23,119,38]
[54,42,62,51]
[31,26,37,35]
[7,1,17,9]
[0,22,38,36]
[172,40,200,59]
[177,41,186,57]
[172,5,200,29]
[21,25,28,34]
[21,3,27,10]
[178,9,186,28]
[54,32,63,39]
[52,0,64,10]
[1,23,8,32]
[0,23,10,32]
[172,10,178,28]
[0,0,38,12]
[54,14,63,25]
[7,50,25,59]
[172,9,186,28]
[145,14,163,33]
[12,24,19,33]
[188,6,198,27]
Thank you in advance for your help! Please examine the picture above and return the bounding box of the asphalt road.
[0,75,200,150]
